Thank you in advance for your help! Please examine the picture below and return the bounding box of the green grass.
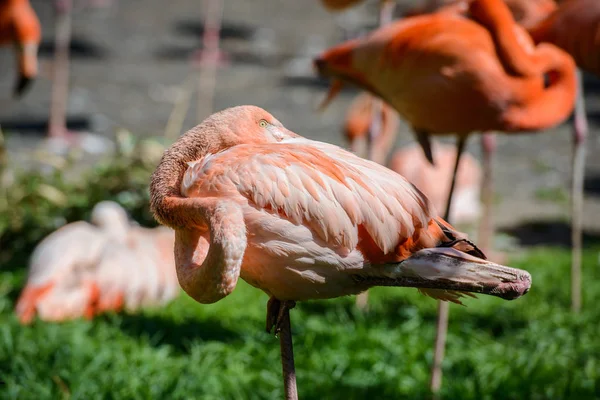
[1,247,599,399]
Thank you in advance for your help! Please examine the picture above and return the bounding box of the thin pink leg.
[478,132,496,255]
[48,0,72,139]
[430,135,467,396]
[571,69,587,313]
[195,0,225,123]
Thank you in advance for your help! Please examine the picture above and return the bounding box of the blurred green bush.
[0,133,167,268]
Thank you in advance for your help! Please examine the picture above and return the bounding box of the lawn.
[1,246,599,399]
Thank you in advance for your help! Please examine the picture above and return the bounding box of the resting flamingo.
[0,0,40,97]
[314,0,575,393]
[16,201,179,324]
[149,105,532,400]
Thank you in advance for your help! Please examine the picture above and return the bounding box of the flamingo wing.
[181,138,440,258]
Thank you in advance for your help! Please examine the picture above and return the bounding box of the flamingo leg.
[571,69,587,313]
[48,0,72,139]
[355,0,396,311]
[267,297,298,400]
[478,132,496,255]
[195,0,224,124]
[430,135,467,396]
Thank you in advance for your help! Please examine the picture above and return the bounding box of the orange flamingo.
[344,94,482,225]
[406,0,557,29]
[16,201,179,324]
[0,0,41,97]
[527,0,599,313]
[149,105,532,400]
[314,0,575,393]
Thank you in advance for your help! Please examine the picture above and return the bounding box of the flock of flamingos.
[3,0,598,398]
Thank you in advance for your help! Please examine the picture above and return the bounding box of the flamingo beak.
[14,42,39,98]
[375,247,532,301]
[317,79,344,111]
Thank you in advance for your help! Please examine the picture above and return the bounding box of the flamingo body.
[390,144,482,224]
[150,105,531,305]
[315,5,576,139]
[15,202,179,324]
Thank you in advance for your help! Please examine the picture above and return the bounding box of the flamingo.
[149,105,532,400]
[0,0,41,97]
[405,0,557,29]
[314,0,575,393]
[344,94,482,225]
[15,201,179,324]
[526,0,599,313]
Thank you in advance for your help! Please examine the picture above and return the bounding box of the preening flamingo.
[0,0,41,97]
[16,201,179,324]
[406,0,557,29]
[149,105,532,400]
[527,0,600,313]
[315,0,575,392]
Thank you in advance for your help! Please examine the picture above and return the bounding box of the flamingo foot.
[266,297,296,335]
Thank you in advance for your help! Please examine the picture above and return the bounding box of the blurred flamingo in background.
[527,0,600,313]
[16,201,179,324]
[149,105,532,400]
[344,93,482,225]
[315,0,575,393]
[343,92,399,161]
[0,0,41,97]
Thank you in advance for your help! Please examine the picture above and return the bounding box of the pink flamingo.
[16,201,179,324]
[149,105,532,400]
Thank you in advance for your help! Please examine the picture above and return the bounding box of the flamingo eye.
[259,119,268,128]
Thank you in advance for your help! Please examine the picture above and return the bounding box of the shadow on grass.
[38,36,108,60]
[153,45,282,68]
[584,173,600,198]
[115,313,241,355]
[0,116,92,134]
[500,220,600,247]
[173,19,256,41]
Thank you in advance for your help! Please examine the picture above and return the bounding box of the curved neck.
[174,201,246,304]
[150,127,215,229]
[504,45,576,130]
[469,0,550,77]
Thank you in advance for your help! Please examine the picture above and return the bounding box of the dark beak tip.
[313,58,327,74]
[14,76,34,98]
[496,273,532,300]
